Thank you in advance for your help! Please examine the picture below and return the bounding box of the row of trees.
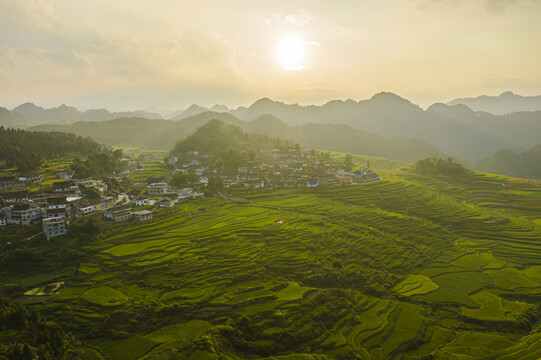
[415,157,467,176]
[0,127,99,171]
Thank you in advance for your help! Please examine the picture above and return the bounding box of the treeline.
[415,157,468,176]
[0,127,99,170]
[0,296,80,359]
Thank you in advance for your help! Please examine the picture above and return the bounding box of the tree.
[344,154,353,171]
[112,149,123,160]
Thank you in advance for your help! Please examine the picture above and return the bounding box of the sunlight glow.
[276,37,305,71]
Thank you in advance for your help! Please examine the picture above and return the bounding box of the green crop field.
[5,168,541,359]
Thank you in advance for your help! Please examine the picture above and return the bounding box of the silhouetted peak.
[56,104,79,111]
[185,104,207,111]
[370,92,408,103]
[210,104,229,112]
[13,102,44,113]
[427,102,475,117]
[499,91,515,98]
[251,97,277,107]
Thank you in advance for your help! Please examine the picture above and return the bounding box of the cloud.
[483,0,519,14]
[411,0,541,14]
[265,10,312,25]
[0,0,59,31]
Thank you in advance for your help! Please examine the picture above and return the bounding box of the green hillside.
[173,119,284,155]
[475,144,541,180]
[30,112,444,163]
[0,126,99,170]
[3,168,541,359]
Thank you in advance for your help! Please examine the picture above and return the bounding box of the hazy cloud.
[0,0,59,31]
[0,1,540,109]
[412,0,541,14]
[265,10,312,25]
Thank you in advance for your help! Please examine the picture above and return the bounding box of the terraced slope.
[7,170,541,359]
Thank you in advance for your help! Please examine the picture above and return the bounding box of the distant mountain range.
[475,144,541,180]
[29,112,445,163]
[163,93,541,161]
[448,91,541,115]
[4,91,541,162]
[0,102,163,125]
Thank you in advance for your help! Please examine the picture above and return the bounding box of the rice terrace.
[4,166,541,359]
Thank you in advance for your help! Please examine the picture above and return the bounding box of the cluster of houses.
[0,190,115,240]
[0,152,160,239]
[168,148,381,191]
[0,146,381,241]
[0,173,43,190]
[0,165,206,241]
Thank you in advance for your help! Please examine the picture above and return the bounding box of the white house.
[195,168,205,176]
[134,196,150,206]
[148,182,168,195]
[8,203,41,226]
[42,216,67,240]
[133,210,153,222]
[168,156,179,165]
[197,177,209,186]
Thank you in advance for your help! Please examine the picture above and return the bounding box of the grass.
[5,168,541,359]
[461,290,531,322]
[93,335,158,360]
[274,282,312,301]
[81,287,129,307]
[393,274,439,296]
[419,271,492,307]
[145,320,211,343]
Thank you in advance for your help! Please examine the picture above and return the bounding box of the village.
[0,146,380,241]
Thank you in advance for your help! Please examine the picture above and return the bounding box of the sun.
[276,37,305,71]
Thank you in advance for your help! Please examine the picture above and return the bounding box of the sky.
[1,0,541,111]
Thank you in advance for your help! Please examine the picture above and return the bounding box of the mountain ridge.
[475,144,541,180]
[448,91,541,115]
[29,111,446,163]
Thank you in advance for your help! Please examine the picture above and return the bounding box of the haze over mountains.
[30,112,445,163]
[476,144,541,180]
[2,91,541,172]
[448,91,541,115]
[1,102,163,125]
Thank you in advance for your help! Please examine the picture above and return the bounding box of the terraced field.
[9,169,541,359]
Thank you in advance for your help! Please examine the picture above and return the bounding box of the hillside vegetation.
[173,119,285,155]
[415,157,468,176]
[2,167,541,359]
[0,127,99,170]
[9,92,541,161]
[475,144,541,180]
[30,113,445,163]
[230,94,541,160]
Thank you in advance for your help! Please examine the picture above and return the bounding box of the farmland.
[4,169,541,359]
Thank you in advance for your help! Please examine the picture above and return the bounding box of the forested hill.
[475,144,541,180]
[173,119,286,155]
[0,127,99,170]
[30,113,445,163]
